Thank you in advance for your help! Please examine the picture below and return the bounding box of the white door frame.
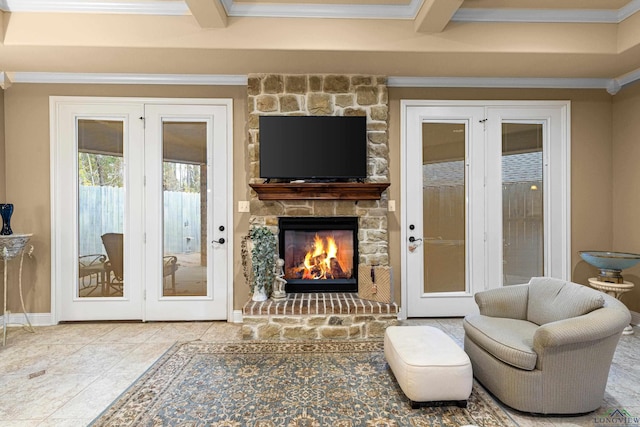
[485,105,571,289]
[402,105,486,317]
[400,100,571,320]
[143,104,230,321]
[50,96,234,323]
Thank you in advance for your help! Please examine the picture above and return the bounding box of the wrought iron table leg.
[3,257,7,346]
[18,246,34,332]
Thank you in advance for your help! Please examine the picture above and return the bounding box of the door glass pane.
[422,123,466,293]
[502,123,544,285]
[77,119,125,298]
[162,122,207,297]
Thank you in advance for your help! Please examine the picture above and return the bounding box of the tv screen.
[259,115,367,180]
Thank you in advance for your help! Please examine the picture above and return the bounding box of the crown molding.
[7,72,247,85]
[0,0,189,15]
[387,75,640,95]
[453,0,640,24]
[2,0,639,23]
[0,0,422,19]
[619,0,640,20]
[452,8,618,23]
[387,76,611,89]
[615,68,640,89]
[3,71,639,95]
[219,0,421,19]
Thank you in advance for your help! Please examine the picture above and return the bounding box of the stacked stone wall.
[247,74,390,266]
[242,314,399,340]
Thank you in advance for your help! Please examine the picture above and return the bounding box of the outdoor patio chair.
[78,253,107,296]
[101,233,125,296]
[101,233,179,296]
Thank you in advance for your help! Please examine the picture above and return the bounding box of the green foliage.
[78,153,124,187]
[78,153,202,193]
[163,162,202,193]
[248,226,277,295]
[240,234,253,289]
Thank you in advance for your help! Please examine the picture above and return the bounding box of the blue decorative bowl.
[579,251,640,272]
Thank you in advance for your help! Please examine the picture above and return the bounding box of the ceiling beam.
[414,0,463,33]
[0,72,11,89]
[185,0,227,28]
[1,10,5,44]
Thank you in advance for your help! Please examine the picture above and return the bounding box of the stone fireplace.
[242,74,397,340]
[247,73,390,269]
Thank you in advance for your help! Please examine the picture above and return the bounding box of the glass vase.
[0,204,13,235]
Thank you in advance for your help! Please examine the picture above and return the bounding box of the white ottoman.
[384,325,473,408]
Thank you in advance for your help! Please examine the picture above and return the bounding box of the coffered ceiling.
[1,0,639,92]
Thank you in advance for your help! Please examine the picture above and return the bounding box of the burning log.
[284,232,353,281]
[287,264,305,279]
[330,258,346,278]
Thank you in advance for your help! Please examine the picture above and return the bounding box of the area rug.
[91,340,516,427]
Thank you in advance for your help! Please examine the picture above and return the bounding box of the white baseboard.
[0,312,55,327]
[631,310,639,327]
[1,311,245,325]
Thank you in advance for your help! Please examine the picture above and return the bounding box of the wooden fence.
[78,186,201,256]
[422,181,543,290]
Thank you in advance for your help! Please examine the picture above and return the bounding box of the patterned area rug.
[91,340,516,426]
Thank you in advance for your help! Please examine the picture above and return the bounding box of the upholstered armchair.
[463,277,631,415]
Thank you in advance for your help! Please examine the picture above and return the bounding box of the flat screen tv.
[259,115,367,181]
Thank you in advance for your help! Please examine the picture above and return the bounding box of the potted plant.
[241,226,277,301]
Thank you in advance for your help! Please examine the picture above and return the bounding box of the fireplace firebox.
[279,217,358,293]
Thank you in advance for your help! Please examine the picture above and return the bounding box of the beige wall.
[0,88,5,201]
[3,82,631,317]
[0,89,4,310]
[3,84,249,314]
[612,82,640,312]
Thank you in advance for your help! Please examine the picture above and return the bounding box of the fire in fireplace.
[279,217,358,293]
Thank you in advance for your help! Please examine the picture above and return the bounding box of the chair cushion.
[463,315,539,370]
[527,277,604,326]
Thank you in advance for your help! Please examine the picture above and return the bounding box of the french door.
[52,98,232,322]
[401,101,570,318]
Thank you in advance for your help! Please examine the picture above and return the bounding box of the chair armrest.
[474,284,529,319]
[534,305,631,349]
[163,255,177,266]
[162,256,178,276]
[79,254,106,267]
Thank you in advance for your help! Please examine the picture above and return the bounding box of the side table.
[588,277,635,335]
[1,233,35,346]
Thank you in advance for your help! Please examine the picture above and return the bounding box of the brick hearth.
[242,293,399,340]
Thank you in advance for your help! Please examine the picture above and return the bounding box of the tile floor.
[0,319,638,426]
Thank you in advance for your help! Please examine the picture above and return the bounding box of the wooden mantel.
[249,182,390,201]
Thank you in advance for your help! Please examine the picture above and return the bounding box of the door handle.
[408,236,422,253]
[212,225,226,244]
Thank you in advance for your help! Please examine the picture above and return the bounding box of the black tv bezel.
[258,115,367,181]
